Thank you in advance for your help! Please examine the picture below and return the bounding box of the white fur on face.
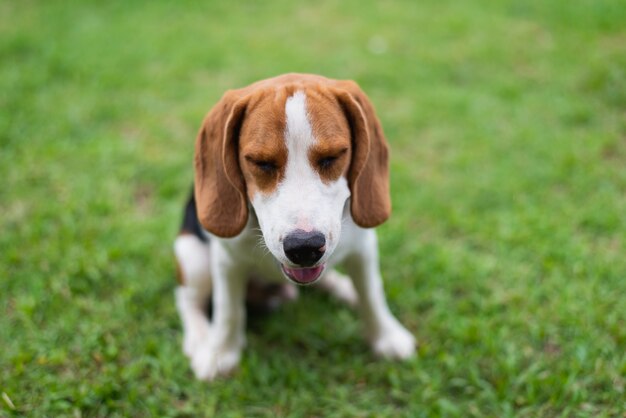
[251,91,350,267]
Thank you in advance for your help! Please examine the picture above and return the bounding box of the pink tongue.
[284,265,324,284]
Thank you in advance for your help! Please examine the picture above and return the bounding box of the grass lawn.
[2,0,626,416]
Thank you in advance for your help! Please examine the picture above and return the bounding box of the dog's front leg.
[191,242,247,381]
[345,229,416,360]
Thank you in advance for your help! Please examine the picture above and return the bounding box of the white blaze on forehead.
[252,90,318,228]
[285,90,315,152]
[282,90,318,189]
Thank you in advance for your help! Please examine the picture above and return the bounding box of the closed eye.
[317,148,347,170]
[246,156,277,174]
[318,156,337,170]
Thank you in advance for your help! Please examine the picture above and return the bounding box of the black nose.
[283,230,326,267]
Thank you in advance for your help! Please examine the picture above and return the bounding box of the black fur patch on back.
[180,187,209,243]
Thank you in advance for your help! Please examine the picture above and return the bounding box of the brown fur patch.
[331,81,391,227]
[238,90,289,198]
[305,88,352,183]
[175,231,196,285]
[175,258,184,285]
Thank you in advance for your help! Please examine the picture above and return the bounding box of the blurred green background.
[1,0,625,416]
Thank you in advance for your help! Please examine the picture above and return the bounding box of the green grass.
[2,0,626,416]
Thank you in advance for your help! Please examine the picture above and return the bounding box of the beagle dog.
[174,73,415,381]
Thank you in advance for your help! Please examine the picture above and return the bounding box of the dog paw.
[370,322,416,360]
[183,327,209,358]
[191,340,243,381]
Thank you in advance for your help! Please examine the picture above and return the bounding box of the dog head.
[194,74,390,285]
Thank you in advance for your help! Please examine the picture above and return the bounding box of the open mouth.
[280,263,325,285]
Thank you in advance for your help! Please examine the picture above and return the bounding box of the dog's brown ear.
[194,91,249,238]
[333,81,391,228]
